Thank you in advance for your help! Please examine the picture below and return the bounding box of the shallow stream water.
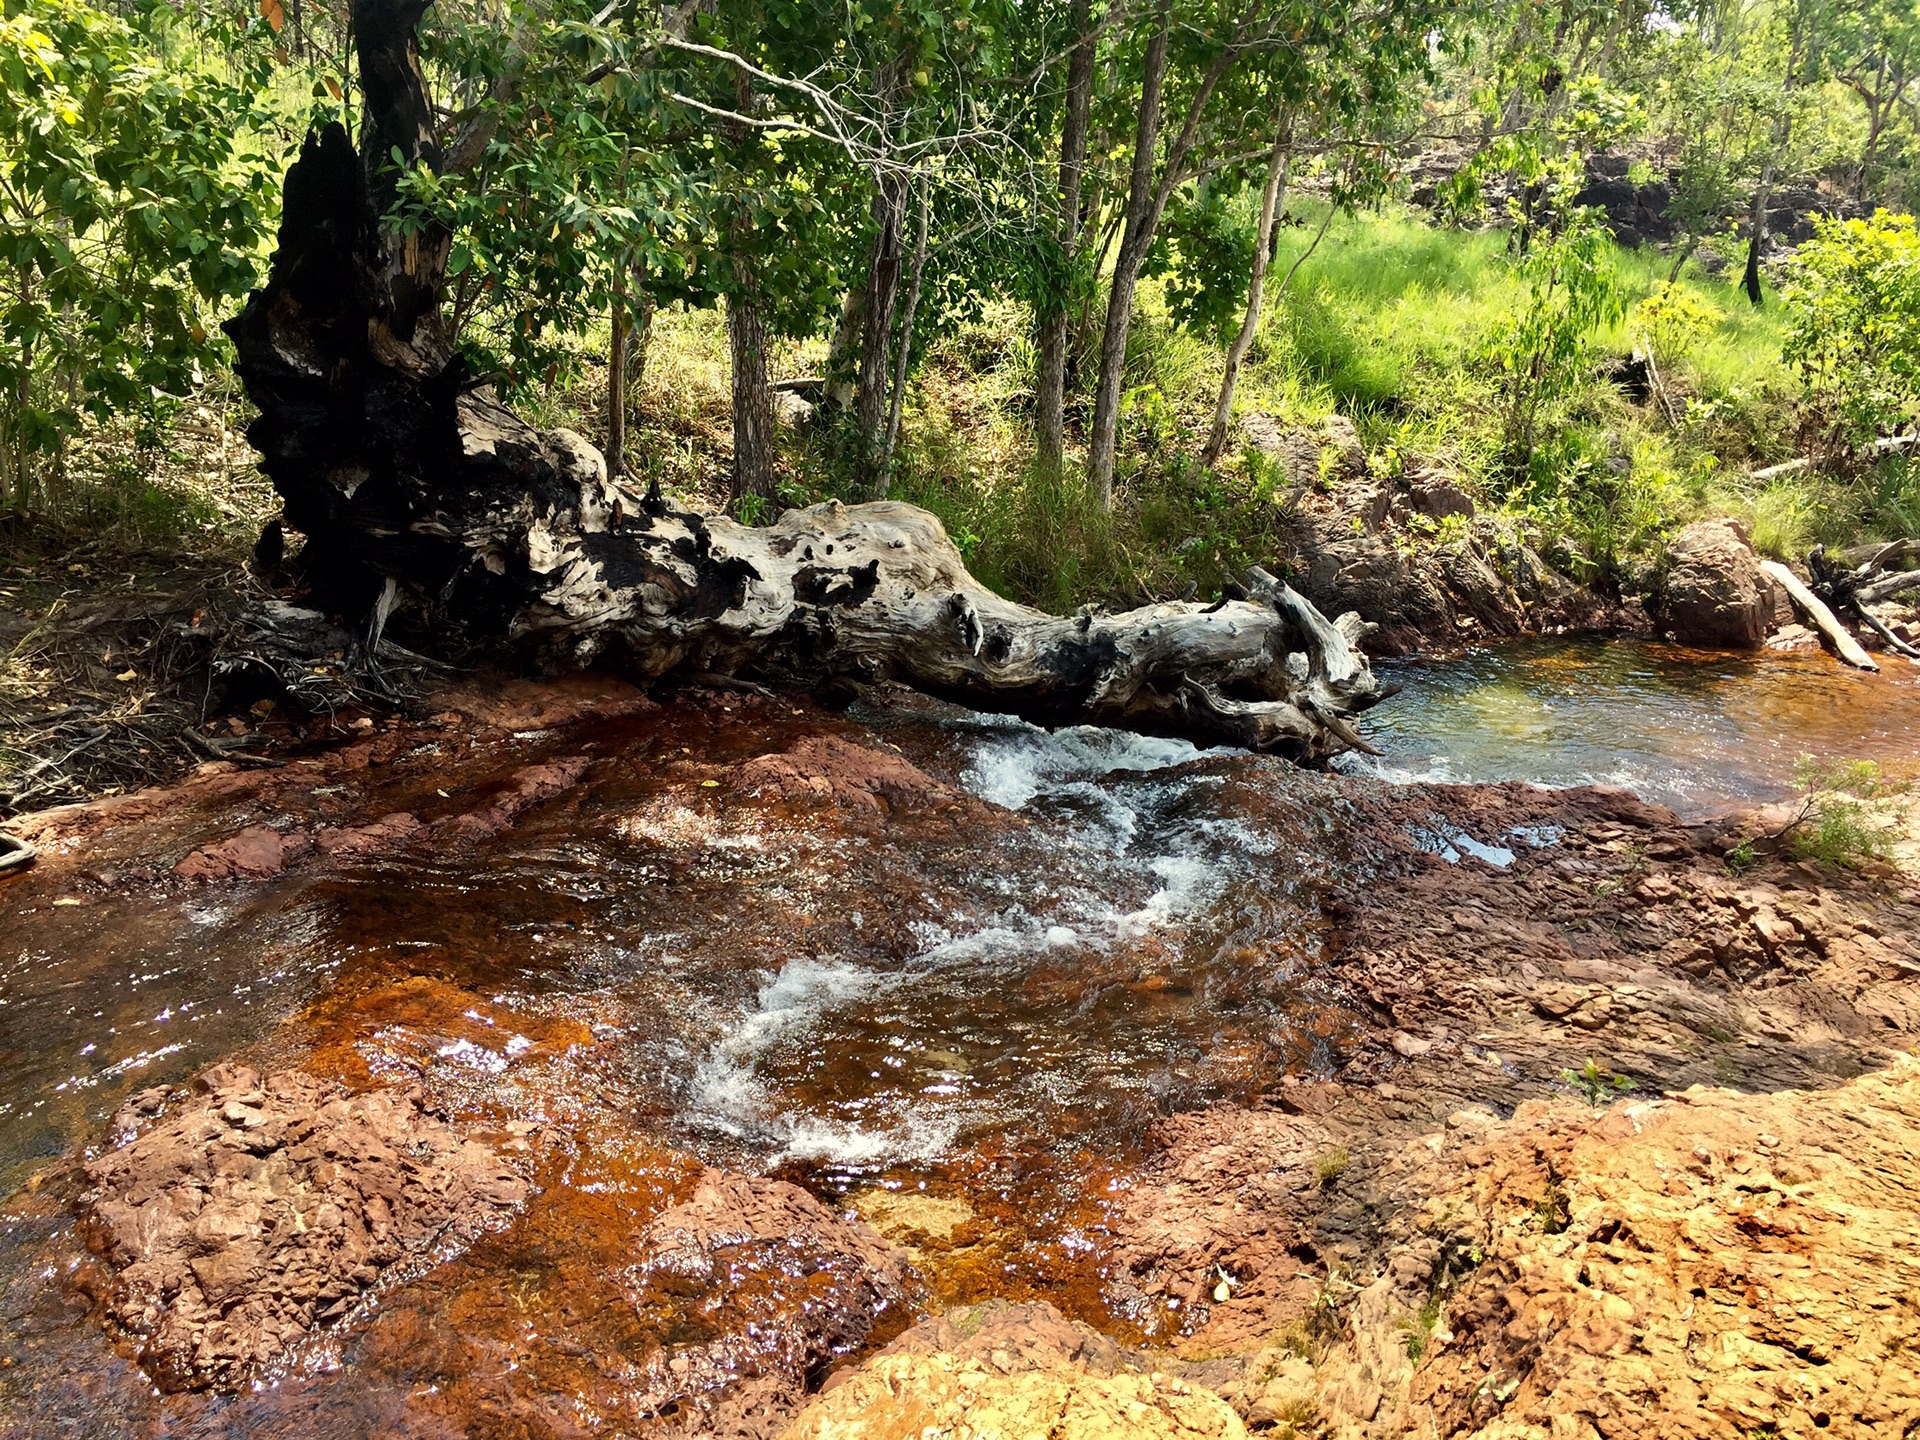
[0,638,1915,1434]
[1353,639,1920,816]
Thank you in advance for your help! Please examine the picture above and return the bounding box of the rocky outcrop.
[79,1064,531,1391]
[1572,154,1678,247]
[1333,1057,1920,1439]
[1251,417,1633,653]
[1658,519,1772,649]
[783,1300,1248,1439]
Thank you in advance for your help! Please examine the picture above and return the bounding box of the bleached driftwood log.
[1761,560,1879,671]
[223,0,1385,761]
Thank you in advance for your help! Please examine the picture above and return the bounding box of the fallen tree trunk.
[222,0,1384,761]
[1760,560,1879,671]
[1806,545,1920,662]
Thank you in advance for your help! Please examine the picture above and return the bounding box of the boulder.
[1660,519,1771,649]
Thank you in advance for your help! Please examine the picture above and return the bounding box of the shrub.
[1780,211,1920,455]
[0,0,284,510]
[1785,756,1906,869]
[1561,1057,1636,1108]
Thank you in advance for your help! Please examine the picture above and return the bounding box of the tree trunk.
[222,0,1385,761]
[1202,121,1290,467]
[855,173,908,498]
[880,178,932,489]
[632,283,655,386]
[1035,0,1097,476]
[823,284,865,414]
[1741,164,1773,308]
[725,67,776,503]
[607,271,629,479]
[1084,11,1172,512]
[1744,8,1806,309]
[728,277,777,502]
[1085,11,1238,510]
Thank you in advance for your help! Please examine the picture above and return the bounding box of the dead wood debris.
[0,555,447,818]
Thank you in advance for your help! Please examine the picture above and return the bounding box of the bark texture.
[1034,0,1097,476]
[855,171,908,497]
[607,273,629,478]
[223,0,1385,761]
[727,279,777,501]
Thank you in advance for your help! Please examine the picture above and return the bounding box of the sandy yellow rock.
[783,1352,1248,1440]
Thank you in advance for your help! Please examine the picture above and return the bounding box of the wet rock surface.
[2,671,1918,1438]
[79,1063,530,1390]
[728,732,981,823]
[619,1169,913,1423]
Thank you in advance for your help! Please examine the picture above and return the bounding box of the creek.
[0,638,1914,1435]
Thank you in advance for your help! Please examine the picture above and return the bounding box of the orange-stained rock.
[1324,1056,1920,1439]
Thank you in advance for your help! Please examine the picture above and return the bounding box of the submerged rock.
[1659,518,1771,649]
[79,1064,530,1391]
[613,1169,914,1427]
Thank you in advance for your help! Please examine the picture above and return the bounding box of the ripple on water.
[672,718,1330,1173]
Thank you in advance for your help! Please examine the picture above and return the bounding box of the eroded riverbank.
[1,653,1916,1437]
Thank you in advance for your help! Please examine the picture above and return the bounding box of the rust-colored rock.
[432,756,593,841]
[172,822,311,879]
[80,1064,530,1391]
[729,734,971,819]
[615,1169,914,1422]
[312,810,424,856]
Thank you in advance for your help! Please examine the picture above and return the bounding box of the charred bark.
[223,0,1386,761]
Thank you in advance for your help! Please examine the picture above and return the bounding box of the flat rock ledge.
[79,1063,531,1391]
[785,1299,1249,1439]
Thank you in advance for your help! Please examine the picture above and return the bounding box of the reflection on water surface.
[1352,639,1920,816]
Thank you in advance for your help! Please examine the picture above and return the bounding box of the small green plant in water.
[1562,1057,1637,1108]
